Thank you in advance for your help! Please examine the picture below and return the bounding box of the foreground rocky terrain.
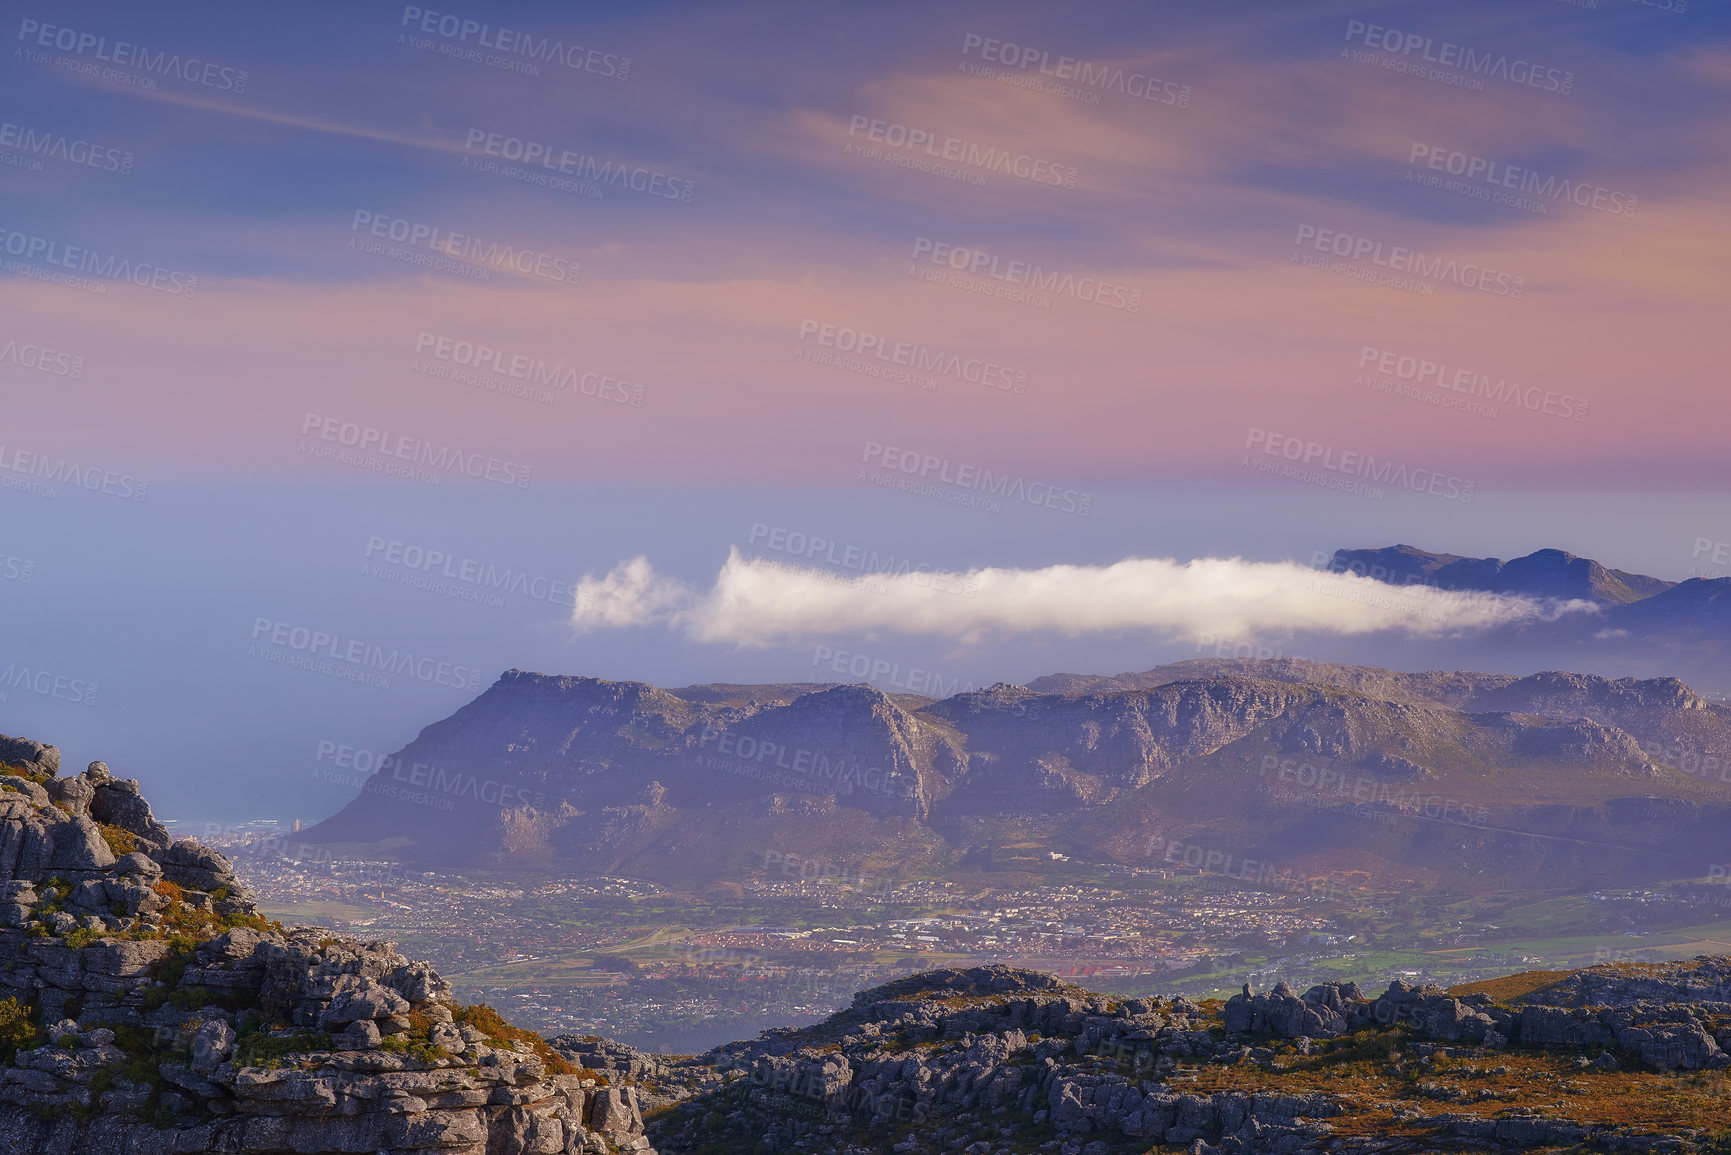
[10,725,1731,1153]
[0,733,655,1155]
[643,959,1731,1154]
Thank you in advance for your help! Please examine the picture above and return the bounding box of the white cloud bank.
[570,550,1595,647]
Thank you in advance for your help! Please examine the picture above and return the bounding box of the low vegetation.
[452,1003,579,1076]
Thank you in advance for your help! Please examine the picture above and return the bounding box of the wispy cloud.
[571,549,1590,646]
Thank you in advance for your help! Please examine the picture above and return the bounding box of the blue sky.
[3,0,1728,822]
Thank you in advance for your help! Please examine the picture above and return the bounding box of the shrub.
[453,1003,575,1075]
[233,1029,333,1069]
[148,939,199,993]
[0,997,37,1062]
[98,824,140,856]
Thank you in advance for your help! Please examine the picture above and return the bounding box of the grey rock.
[112,851,162,876]
[88,776,172,848]
[336,1019,382,1051]
[191,1020,235,1074]
[44,775,95,818]
[45,816,115,871]
[0,733,657,1155]
[0,735,59,776]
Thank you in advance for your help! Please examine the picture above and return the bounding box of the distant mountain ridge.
[1325,544,1676,605]
[302,661,1731,894]
[1320,546,1731,665]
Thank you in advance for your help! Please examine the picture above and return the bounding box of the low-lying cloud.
[570,549,1590,647]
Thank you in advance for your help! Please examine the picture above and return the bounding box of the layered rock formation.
[649,960,1731,1154]
[0,734,654,1155]
[297,665,1731,894]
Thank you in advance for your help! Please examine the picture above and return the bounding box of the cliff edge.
[0,732,654,1155]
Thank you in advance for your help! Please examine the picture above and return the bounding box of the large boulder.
[0,735,59,776]
[45,815,116,871]
[1223,981,1359,1039]
[159,839,242,894]
[1517,1005,1613,1048]
[87,768,172,849]
[1614,1021,1728,1070]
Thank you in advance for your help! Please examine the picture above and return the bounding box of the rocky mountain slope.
[1324,545,1677,605]
[0,733,655,1155]
[1320,545,1731,660]
[301,665,1731,893]
[644,958,1731,1154]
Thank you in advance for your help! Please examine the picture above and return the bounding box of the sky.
[2,0,1728,822]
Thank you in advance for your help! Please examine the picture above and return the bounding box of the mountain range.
[1325,545,1679,605]
[302,657,1731,895]
[1324,546,1731,663]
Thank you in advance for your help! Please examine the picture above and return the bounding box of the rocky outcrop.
[654,967,1341,1153]
[1222,980,1368,1038]
[1220,964,1731,1073]
[649,959,1731,1154]
[1525,955,1731,1007]
[0,735,654,1155]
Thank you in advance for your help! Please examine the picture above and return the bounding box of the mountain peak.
[1327,544,1675,605]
